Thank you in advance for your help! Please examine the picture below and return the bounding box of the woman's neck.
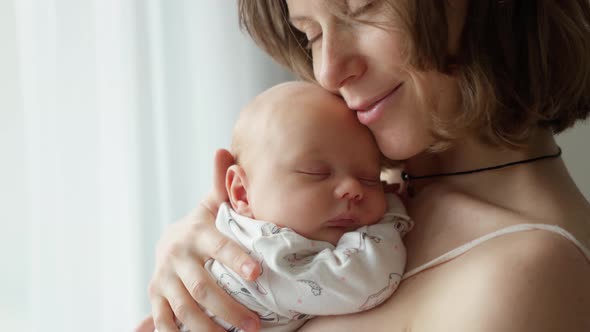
[402,129,590,263]
[403,129,590,226]
[404,129,560,192]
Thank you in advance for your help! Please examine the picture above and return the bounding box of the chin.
[376,137,423,161]
[322,232,345,246]
[373,126,435,162]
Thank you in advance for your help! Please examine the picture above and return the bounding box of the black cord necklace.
[402,146,562,193]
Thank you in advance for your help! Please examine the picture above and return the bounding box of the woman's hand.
[137,149,262,332]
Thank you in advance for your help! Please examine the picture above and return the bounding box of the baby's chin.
[308,228,350,246]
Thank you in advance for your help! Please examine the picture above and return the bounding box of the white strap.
[403,223,590,280]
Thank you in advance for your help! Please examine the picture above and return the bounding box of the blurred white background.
[1,1,290,331]
[0,1,588,331]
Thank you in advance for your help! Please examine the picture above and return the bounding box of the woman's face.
[286,0,464,160]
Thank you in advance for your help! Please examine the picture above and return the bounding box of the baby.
[175,82,412,332]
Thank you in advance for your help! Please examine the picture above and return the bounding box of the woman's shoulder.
[301,183,590,331]
[413,222,590,331]
[405,182,590,330]
[300,225,590,332]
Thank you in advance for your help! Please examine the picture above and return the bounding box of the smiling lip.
[354,83,403,111]
[354,83,403,125]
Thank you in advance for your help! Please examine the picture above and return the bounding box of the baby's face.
[243,83,386,245]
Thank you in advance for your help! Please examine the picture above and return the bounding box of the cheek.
[412,71,462,119]
[368,191,387,218]
[373,72,461,160]
[290,187,330,212]
[370,95,435,161]
[270,185,330,224]
[247,175,290,221]
[278,192,331,236]
[437,77,462,119]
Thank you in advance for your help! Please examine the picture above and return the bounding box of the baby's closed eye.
[295,170,331,180]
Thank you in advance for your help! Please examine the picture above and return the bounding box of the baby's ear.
[225,164,254,218]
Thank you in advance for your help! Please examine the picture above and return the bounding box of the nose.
[335,177,364,202]
[315,29,366,93]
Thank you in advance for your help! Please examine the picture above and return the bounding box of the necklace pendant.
[401,171,414,197]
[401,171,410,182]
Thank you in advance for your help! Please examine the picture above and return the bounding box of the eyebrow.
[289,0,350,24]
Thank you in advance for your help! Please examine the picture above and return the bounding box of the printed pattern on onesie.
[175,194,413,332]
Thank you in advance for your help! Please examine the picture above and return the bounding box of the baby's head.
[227,81,386,245]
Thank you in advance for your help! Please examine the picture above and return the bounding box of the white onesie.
[176,194,413,332]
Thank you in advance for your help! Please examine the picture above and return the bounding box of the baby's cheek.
[372,190,388,207]
[272,213,313,236]
[369,194,388,223]
[288,222,318,239]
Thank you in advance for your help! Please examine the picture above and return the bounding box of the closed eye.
[296,171,332,182]
[297,171,330,177]
[349,0,377,17]
[288,20,322,51]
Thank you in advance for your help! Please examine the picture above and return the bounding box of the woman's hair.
[238,0,590,149]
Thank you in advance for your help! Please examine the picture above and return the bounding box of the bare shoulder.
[416,228,590,331]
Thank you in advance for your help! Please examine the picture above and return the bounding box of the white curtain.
[1,1,290,331]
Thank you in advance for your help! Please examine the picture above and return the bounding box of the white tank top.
[403,223,590,280]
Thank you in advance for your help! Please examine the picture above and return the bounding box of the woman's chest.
[299,273,436,331]
[300,189,519,331]
[299,299,412,331]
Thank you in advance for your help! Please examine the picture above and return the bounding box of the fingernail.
[239,317,258,332]
[241,262,256,279]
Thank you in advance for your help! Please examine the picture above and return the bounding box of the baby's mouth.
[325,219,358,227]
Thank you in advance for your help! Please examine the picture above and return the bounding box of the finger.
[134,315,155,332]
[176,257,261,332]
[151,296,180,332]
[165,278,227,332]
[194,223,261,280]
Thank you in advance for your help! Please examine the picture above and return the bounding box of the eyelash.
[298,171,381,186]
[349,0,376,17]
[301,1,377,51]
[297,171,329,176]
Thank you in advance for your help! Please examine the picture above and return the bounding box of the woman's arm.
[137,150,262,332]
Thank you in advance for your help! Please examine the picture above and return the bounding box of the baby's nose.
[335,178,364,201]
